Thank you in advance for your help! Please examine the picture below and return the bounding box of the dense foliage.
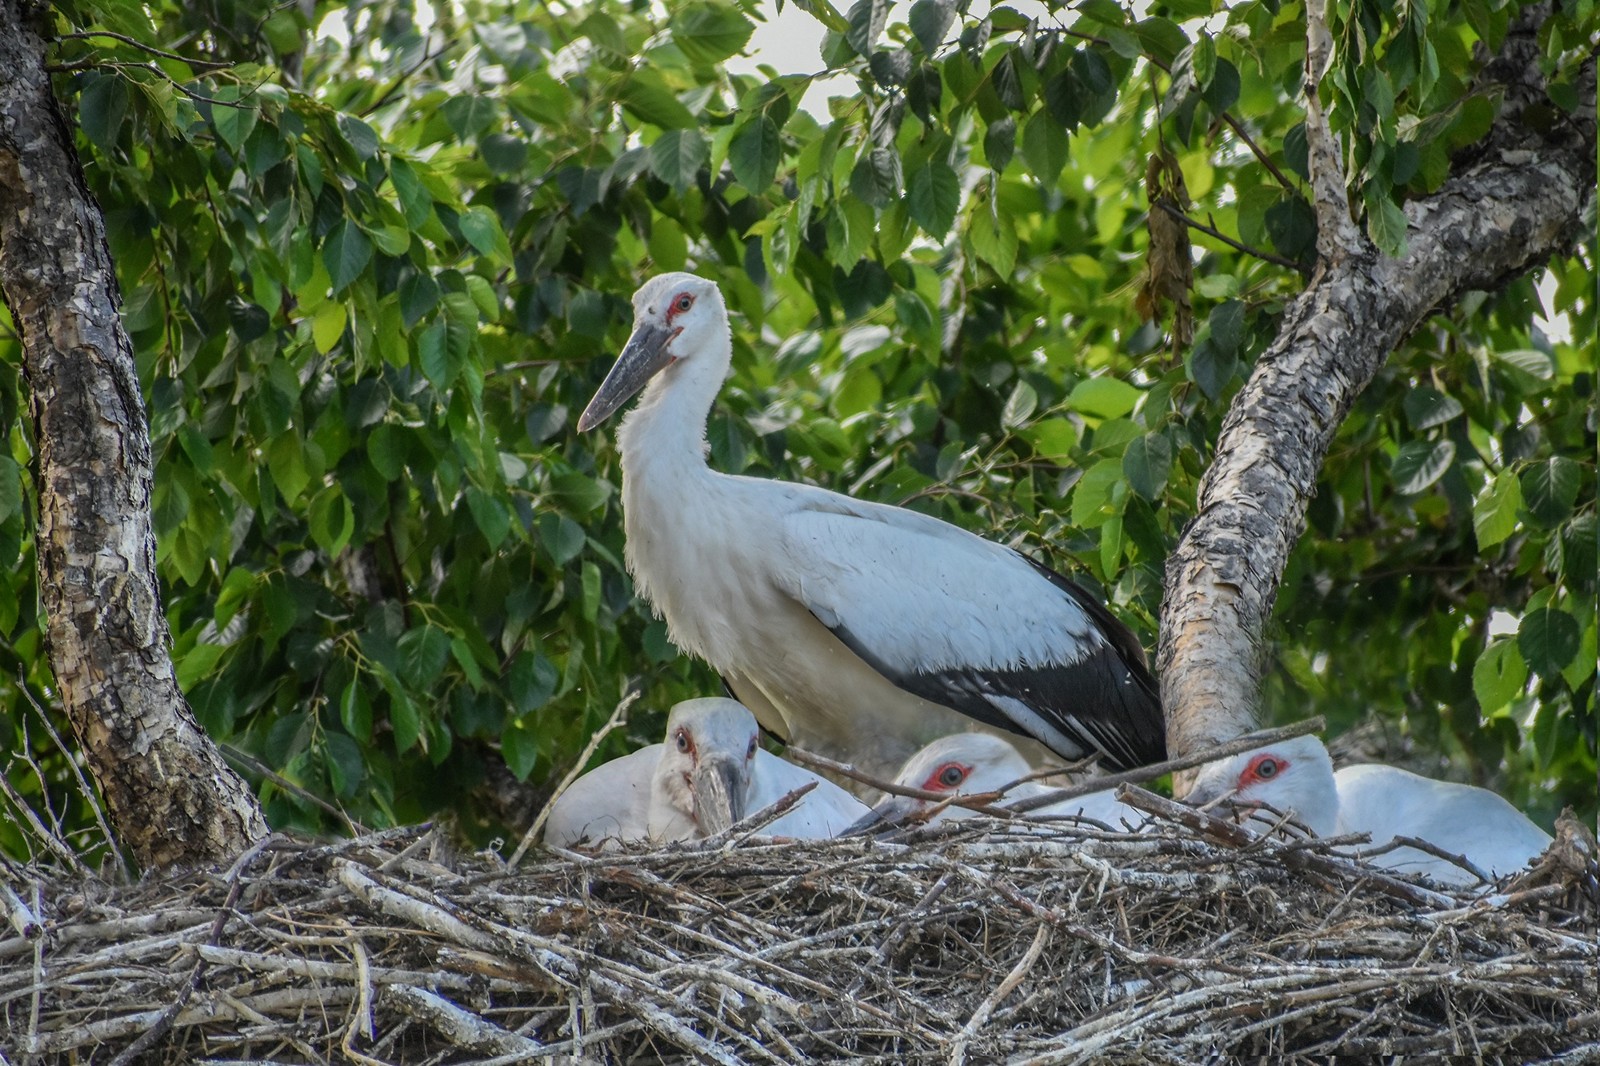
[0,0,1592,860]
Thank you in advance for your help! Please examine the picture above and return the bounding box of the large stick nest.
[2,791,1596,1065]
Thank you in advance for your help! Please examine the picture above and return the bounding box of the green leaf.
[308,486,354,555]
[909,0,957,53]
[1473,470,1522,549]
[1518,607,1581,682]
[398,272,440,328]
[729,115,781,193]
[368,425,404,480]
[1365,190,1409,258]
[908,160,960,238]
[1208,299,1246,357]
[1520,457,1581,527]
[845,0,890,55]
[501,721,540,780]
[969,197,1018,275]
[1123,433,1172,500]
[340,680,372,742]
[1070,377,1141,419]
[1190,34,1216,89]
[1132,17,1189,65]
[1020,111,1069,183]
[268,434,310,503]
[458,205,510,260]
[1389,439,1455,495]
[323,732,366,798]
[620,72,696,129]
[849,146,901,207]
[1402,386,1464,430]
[0,457,24,524]
[311,300,347,353]
[983,116,1016,170]
[323,220,372,294]
[1492,348,1555,381]
[441,94,499,140]
[399,624,452,688]
[1026,418,1078,461]
[1002,380,1038,428]
[79,73,129,151]
[466,486,512,548]
[650,129,709,191]
[1071,457,1125,528]
[416,320,457,390]
[673,2,755,65]
[211,97,259,153]
[175,642,225,691]
[1188,336,1237,400]
[1472,638,1527,716]
[389,692,423,754]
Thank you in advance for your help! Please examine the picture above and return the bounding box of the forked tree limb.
[1158,4,1596,778]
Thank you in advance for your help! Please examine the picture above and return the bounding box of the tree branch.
[1301,0,1365,262]
[1156,201,1301,270]
[1158,7,1596,777]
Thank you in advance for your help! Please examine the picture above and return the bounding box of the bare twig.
[510,692,638,867]
[1156,201,1302,270]
[1302,0,1365,260]
[19,681,121,871]
[220,742,368,836]
[51,30,232,70]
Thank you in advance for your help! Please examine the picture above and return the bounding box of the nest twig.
[1,796,1595,1064]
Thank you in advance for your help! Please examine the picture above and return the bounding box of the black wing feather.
[820,554,1165,772]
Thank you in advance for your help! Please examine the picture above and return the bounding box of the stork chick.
[1185,734,1553,886]
[848,732,1142,834]
[543,697,867,849]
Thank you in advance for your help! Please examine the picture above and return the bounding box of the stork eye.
[673,293,693,313]
[1254,758,1280,780]
[746,737,758,759]
[674,730,691,753]
[937,764,966,788]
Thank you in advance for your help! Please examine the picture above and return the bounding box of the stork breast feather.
[774,503,1097,675]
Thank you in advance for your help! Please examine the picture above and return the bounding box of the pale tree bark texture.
[1159,4,1596,785]
[0,1,267,867]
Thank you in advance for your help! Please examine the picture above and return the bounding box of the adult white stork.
[577,272,1164,777]
[846,732,1142,833]
[1184,735,1553,885]
[542,697,868,849]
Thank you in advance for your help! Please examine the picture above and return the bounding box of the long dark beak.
[841,795,923,836]
[576,322,676,431]
[691,754,747,835]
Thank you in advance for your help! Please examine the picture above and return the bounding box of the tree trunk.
[1158,6,1596,784]
[0,1,268,868]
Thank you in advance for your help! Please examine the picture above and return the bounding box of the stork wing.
[773,499,1164,771]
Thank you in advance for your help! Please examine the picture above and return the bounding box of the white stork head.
[577,272,728,431]
[1182,734,1339,837]
[649,697,761,836]
[846,732,1034,833]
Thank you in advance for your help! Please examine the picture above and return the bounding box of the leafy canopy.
[0,0,1592,859]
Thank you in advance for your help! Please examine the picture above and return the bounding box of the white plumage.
[847,732,1142,832]
[542,698,868,849]
[1184,734,1553,886]
[577,272,1164,777]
